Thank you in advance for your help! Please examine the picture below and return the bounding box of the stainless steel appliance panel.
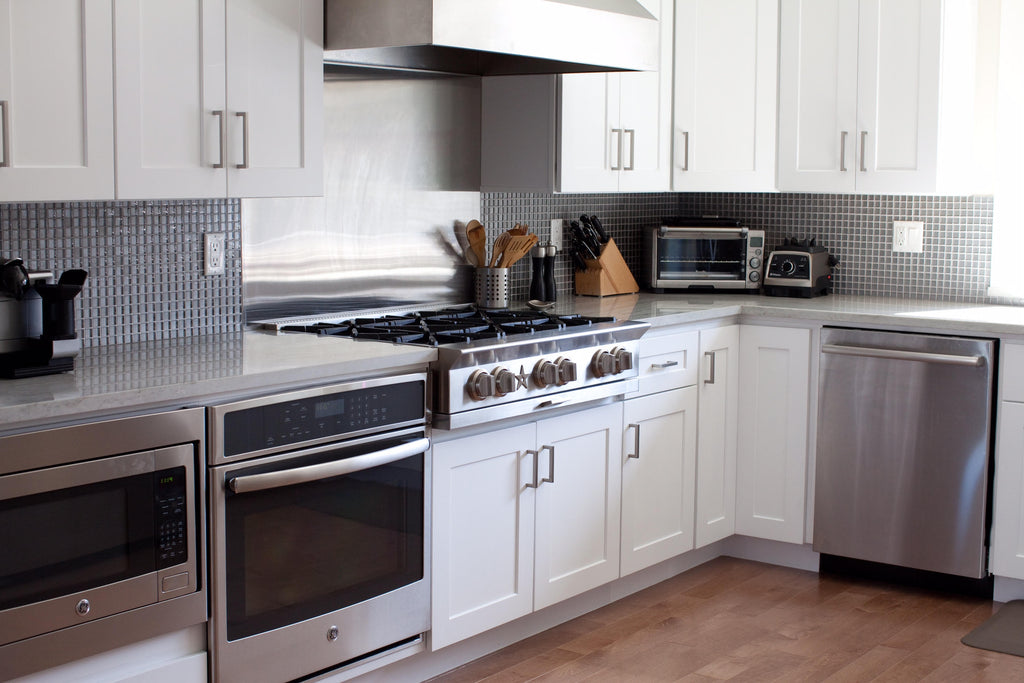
[814,328,995,578]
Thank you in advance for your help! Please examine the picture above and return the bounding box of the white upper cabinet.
[481,0,672,193]
[114,0,227,199]
[115,0,323,199]
[672,0,779,191]
[0,0,115,202]
[778,0,986,194]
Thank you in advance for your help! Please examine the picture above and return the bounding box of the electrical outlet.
[893,221,924,254]
[204,232,226,275]
[550,219,563,251]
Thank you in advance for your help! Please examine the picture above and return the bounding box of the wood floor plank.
[429,558,1024,683]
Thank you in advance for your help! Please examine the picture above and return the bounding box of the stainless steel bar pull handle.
[610,129,623,171]
[821,344,984,367]
[227,437,429,493]
[0,100,10,168]
[839,131,848,172]
[704,351,717,384]
[524,450,540,488]
[624,129,635,171]
[627,423,641,459]
[212,110,226,169]
[651,360,679,370]
[236,111,250,169]
[540,445,555,484]
[680,130,689,171]
[859,131,868,172]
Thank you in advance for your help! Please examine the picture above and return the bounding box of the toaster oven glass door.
[658,235,746,280]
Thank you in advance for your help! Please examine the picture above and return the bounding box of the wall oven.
[0,409,206,681]
[207,373,430,683]
[642,217,765,291]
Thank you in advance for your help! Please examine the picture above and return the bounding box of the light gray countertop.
[5,293,1024,432]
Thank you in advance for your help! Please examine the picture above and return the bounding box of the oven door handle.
[657,226,748,239]
[227,437,430,494]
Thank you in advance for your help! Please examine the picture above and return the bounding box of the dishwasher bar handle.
[821,343,984,367]
[228,437,430,494]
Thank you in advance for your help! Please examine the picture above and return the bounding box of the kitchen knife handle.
[839,131,848,172]
[236,111,250,169]
[212,110,226,169]
[680,130,689,171]
[624,129,635,171]
[627,423,641,459]
[540,445,555,484]
[610,128,623,170]
[704,351,717,385]
[859,131,868,172]
[0,100,10,168]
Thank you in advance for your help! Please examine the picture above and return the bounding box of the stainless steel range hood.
[323,0,660,76]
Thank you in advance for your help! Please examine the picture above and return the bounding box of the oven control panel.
[220,379,425,458]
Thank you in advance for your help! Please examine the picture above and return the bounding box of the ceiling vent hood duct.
[323,0,660,76]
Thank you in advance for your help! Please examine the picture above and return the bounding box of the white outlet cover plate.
[893,221,924,253]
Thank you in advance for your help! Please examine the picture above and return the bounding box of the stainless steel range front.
[272,307,651,429]
[207,374,429,683]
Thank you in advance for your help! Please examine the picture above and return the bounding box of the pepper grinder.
[543,244,557,303]
[529,244,547,302]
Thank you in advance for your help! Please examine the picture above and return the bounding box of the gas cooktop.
[279,307,616,347]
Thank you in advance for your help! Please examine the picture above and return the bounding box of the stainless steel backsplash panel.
[242,68,481,321]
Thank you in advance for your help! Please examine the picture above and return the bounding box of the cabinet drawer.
[637,330,699,394]
[1002,344,1024,403]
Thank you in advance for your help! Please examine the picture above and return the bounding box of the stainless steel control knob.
[749,257,761,269]
[533,360,558,388]
[493,367,518,397]
[749,270,760,282]
[612,347,633,373]
[555,357,577,385]
[591,350,616,378]
[467,369,496,401]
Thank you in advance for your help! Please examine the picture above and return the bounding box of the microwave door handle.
[227,437,430,494]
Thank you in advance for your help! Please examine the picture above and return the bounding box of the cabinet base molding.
[994,576,1024,604]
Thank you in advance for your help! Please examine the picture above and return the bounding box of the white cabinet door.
[992,402,1024,579]
[534,403,622,609]
[0,0,114,201]
[431,424,536,650]
[558,73,619,192]
[854,0,941,194]
[695,325,740,548]
[777,0,858,192]
[673,0,778,191]
[621,387,697,576]
[225,0,322,197]
[736,325,810,544]
[114,0,227,199]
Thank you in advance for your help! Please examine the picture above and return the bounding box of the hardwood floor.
[428,557,1024,682]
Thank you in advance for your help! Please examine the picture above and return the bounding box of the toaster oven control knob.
[749,257,761,269]
[555,357,577,385]
[492,367,519,397]
[592,350,617,378]
[749,270,760,283]
[612,347,633,373]
[467,369,496,401]
[533,360,559,388]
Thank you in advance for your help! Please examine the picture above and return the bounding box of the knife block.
[574,239,639,297]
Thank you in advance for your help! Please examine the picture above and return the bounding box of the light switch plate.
[550,219,563,251]
[893,221,924,253]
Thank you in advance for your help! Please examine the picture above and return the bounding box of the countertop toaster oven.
[642,217,765,292]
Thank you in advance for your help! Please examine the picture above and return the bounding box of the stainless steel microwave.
[642,218,765,291]
[0,409,206,680]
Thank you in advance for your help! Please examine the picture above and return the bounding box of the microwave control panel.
[155,466,188,568]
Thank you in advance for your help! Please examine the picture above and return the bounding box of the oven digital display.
[749,236,763,248]
[315,398,345,419]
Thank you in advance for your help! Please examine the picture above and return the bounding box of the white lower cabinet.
[991,402,1024,578]
[735,325,811,544]
[430,403,622,650]
[621,387,697,576]
[695,325,740,548]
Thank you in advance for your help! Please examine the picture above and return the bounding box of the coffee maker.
[0,257,88,378]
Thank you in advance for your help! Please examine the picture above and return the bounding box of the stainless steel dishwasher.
[813,327,996,579]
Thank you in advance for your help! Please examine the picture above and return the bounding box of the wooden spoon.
[466,221,487,267]
[489,231,512,267]
[499,234,539,267]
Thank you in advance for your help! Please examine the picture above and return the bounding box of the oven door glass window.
[0,470,172,611]
[224,439,424,641]
[658,237,745,279]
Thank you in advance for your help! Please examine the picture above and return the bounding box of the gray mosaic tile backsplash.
[482,192,999,304]
[1,200,242,347]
